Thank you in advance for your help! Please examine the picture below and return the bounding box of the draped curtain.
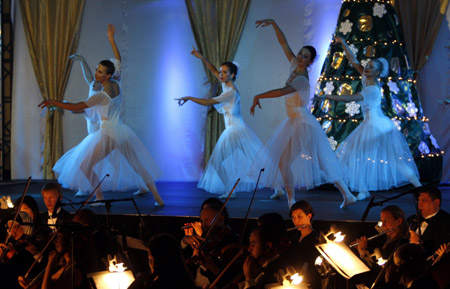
[19,0,86,178]
[185,0,251,166]
[393,0,449,71]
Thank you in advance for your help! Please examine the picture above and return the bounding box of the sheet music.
[316,241,370,279]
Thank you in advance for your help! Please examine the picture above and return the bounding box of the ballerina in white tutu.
[251,19,357,209]
[177,47,280,198]
[67,24,121,197]
[38,25,164,207]
[316,35,422,200]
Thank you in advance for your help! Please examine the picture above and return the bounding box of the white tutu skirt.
[336,115,419,192]
[53,122,161,192]
[198,123,262,194]
[251,113,343,190]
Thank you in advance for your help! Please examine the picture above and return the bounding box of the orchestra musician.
[128,233,198,289]
[0,212,43,289]
[181,200,240,288]
[407,186,450,258]
[39,183,72,234]
[19,228,88,289]
[352,205,410,289]
[241,224,300,289]
[287,200,321,289]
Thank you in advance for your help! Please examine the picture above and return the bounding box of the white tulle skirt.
[251,112,343,190]
[53,121,161,192]
[198,123,262,194]
[336,114,420,192]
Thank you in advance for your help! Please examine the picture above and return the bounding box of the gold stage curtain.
[19,0,86,178]
[185,0,251,167]
[393,0,449,71]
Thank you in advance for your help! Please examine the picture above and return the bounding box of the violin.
[0,236,32,263]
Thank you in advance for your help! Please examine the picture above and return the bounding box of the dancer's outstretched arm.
[315,92,363,103]
[69,54,93,85]
[255,19,295,63]
[191,46,220,81]
[250,86,296,115]
[335,35,363,75]
[176,96,219,107]
[107,24,121,62]
[38,100,88,111]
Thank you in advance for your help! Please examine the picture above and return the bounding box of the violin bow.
[203,178,240,240]
[239,168,264,243]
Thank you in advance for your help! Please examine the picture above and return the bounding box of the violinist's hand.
[250,96,261,116]
[243,256,258,281]
[255,19,275,28]
[176,97,190,106]
[191,221,202,236]
[409,230,420,244]
[182,235,202,251]
[47,250,59,268]
[18,276,30,289]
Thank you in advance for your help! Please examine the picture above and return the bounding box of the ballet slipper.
[153,195,164,207]
[133,189,149,196]
[75,191,89,197]
[340,194,357,209]
[270,189,285,199]
[356,191,370,200]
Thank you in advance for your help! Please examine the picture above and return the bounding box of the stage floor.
[1,180,449,223]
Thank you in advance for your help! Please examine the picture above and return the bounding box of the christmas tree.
[312,0,442,184]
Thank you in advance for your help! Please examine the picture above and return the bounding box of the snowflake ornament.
[418,141,430,154]
[406,102,418,117]
[373,3,387,18]
[387,80,399,94]
[345,101,360,117]
[344,44,358,57]
[324,81,335,95]
[361,59,370,67]
[392,119,402,131]
[339,19,353,35]
[430,135,440,149]
[328,136,338,151]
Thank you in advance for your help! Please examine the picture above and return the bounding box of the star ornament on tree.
[339,19,353,35]
[345,101,361,117]
[373,3,387,18]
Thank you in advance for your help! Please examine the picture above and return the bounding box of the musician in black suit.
[407,186,450,257]
[37,182,72,247]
